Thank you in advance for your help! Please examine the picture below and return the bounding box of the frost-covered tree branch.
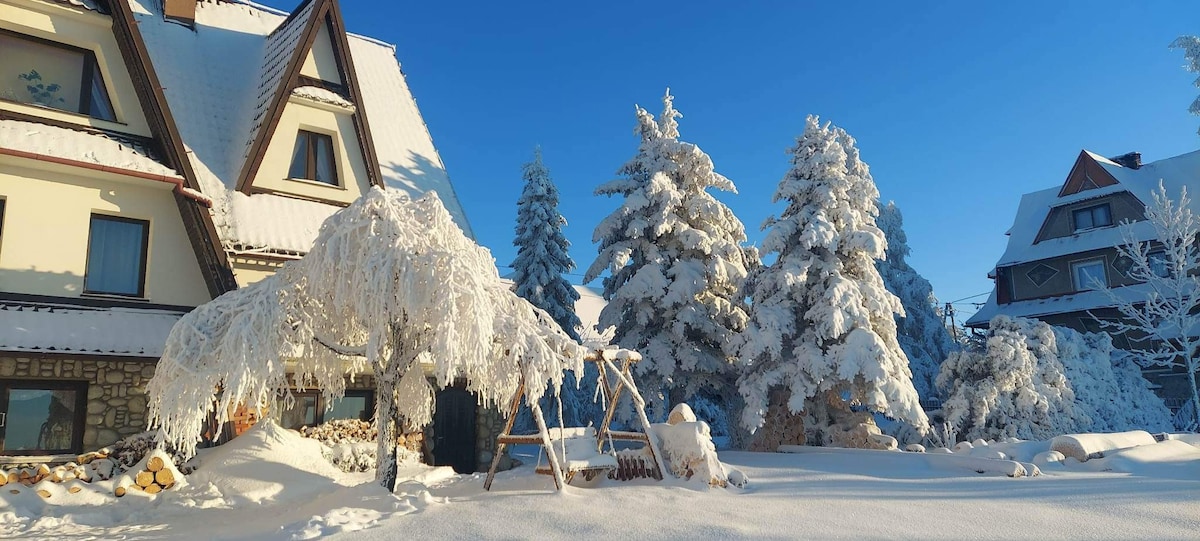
[1096,182,1200,423]
[147,188,586,490]
[1170,35,1200,135]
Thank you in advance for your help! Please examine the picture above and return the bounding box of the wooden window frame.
[0,29,116,121]
[1070,258,1107,291]
[0,379,89,456]
[1071,203,1113,232]
[277,389,373,429]
[288,130,339,186]
[83,214,150,298]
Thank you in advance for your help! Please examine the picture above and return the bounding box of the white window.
[0,30,115,121]
[1072,204,1112,232]
[1071,259,1106,291]
[84,215,149,297]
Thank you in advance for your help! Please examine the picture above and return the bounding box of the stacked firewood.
[300,419,376,444]
[114,450,183,497]
[0,463,90,496]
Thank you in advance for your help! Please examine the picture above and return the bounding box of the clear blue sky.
[273,0,1200,321]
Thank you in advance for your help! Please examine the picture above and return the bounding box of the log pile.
[114,449,184,497]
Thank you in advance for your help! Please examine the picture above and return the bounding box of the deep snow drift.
[2,422,1198,540]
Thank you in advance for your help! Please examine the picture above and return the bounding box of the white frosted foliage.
[148,188,585,487]
[585,89,753,411]
[733,116,928,440]
[1171,35,1200,134]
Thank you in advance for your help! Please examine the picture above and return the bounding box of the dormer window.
[288,130,338,185]
[1072,203,1112,232]
[0,30,116,122]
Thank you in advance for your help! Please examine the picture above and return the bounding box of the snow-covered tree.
[733,116,928,448]
[1097,182,1200,427]
[875,202,957,399]
[1055,326,1174,433]
[937,316,1086,441]
[511,147,581,341]
[147,188,586,490]
[1171,35,1200,135]
[585,89,753,417]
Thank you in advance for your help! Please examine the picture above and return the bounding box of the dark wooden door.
[432,386,476,474]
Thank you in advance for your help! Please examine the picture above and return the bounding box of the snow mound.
[651,404,745,487]
[1069,440,1200,479]
[183,420,347,505]
[1050,431,1156,462]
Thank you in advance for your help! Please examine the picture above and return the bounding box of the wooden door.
[432,386,476,474]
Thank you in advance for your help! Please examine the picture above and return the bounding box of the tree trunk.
[748,387,806,451]
[1187,355,1200,429]
[374,329,403,492]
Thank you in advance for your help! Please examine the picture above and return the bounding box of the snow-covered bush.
[1055,327,1173,433]
[937,316,1084,441]
[734,116,928,448]
[585,89,754,417]
[148,188,586,490]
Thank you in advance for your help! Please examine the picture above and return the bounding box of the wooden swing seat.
[532,427,618,480]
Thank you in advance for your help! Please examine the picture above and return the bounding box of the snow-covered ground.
[2,424,1198,540]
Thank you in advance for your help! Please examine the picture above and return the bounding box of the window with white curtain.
[84,215,149,297]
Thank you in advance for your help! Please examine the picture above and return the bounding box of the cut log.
[147,456,165,472]
[114,485,126,497]
[8,489,18,495]
[68,486,82,494]
[36,464,50,477]
[154,469,175,487]
[37,489,51,499]
[0,474,6,487]
[144,483,161,495]
[135,471,155,488]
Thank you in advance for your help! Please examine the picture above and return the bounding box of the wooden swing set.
[483,347,667,491]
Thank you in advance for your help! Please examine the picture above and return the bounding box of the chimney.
[162,0,197,27]
[1109,152,1141,170]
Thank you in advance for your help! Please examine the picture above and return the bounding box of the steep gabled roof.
[993,148,1200,268]
[1057,150,1120,197]
[130,0,474,255]
[236,0,382,195]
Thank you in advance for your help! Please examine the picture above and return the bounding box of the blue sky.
[272,0,1200,321]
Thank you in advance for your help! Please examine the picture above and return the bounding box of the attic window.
[1072,204,1112,232]
[288,130,338,186]
[0,30,116,122]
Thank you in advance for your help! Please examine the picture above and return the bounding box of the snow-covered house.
[966,149,1200,407]
[0,0,474,463]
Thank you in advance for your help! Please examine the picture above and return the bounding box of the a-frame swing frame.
[483,348,666,491]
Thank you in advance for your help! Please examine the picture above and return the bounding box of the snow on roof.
[242,0,317,163]
[227,191,338,253]
[291,86,355,110]
[965,283,1153,327]
[51,0,103,13]
[0,120,178,178]
[128,0,474,254]
[573,284,606,333]
[0,300,186,357]
[995,149,1200,267]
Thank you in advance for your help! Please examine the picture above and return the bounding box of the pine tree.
[733,116,928,448]
[510,148,597,429]
[511,147,581,341]
[585,89,753,417]
[875,202,956,399]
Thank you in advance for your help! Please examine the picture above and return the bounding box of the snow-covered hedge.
[937,316,1173,442]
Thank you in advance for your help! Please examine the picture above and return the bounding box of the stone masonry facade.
[0,355,155,451]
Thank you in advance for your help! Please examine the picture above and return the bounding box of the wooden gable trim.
[1057,150,1120,197]
[323,0,384,189]
[107,0,238,297]
[235,0,383,195]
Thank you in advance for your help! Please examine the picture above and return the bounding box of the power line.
[946,291,991,305]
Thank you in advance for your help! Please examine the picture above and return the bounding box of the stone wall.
[475,404,513,472]
[0,355,155,451]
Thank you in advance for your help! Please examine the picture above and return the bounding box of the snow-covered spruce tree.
[585,89,753,420]
[733,116,928,449]
[936,316,1087,441]
[875,202,957,400]
[1054,326,1174,433]
[1097,183,1200,428]
[509,147,599,429]
[147,188,586,491]
[1170,35,1200,134]
[512,147,582,341]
